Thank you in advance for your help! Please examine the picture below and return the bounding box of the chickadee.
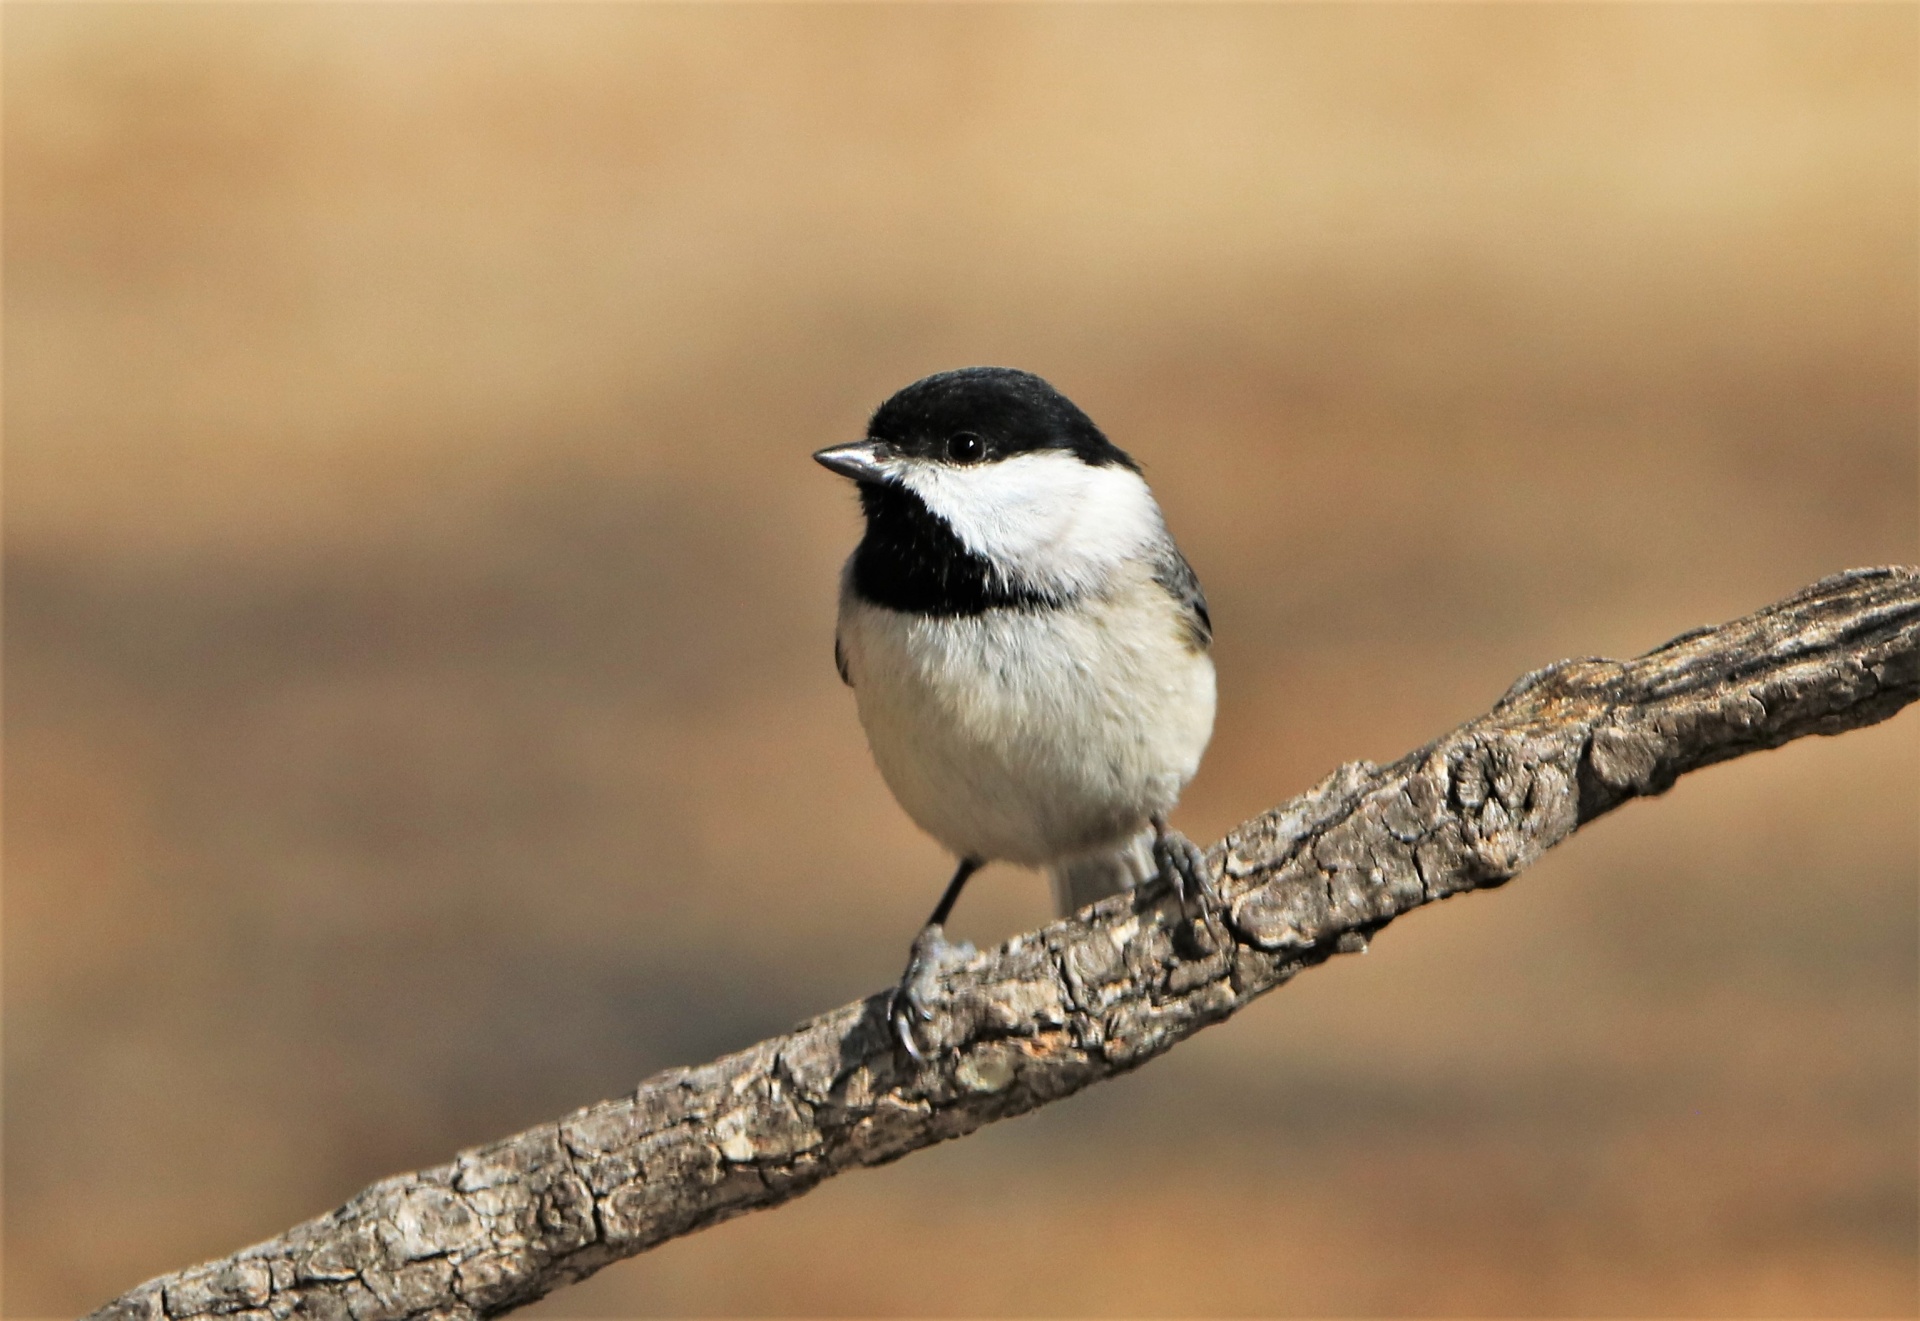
[815,367,1217,1057]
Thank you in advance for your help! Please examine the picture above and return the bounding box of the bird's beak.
[813,440,892,484]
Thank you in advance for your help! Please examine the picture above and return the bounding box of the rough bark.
[87,566,1920,1321]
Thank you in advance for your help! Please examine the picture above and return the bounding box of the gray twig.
[88,566,1920,1321]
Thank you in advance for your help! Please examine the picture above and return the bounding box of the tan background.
[6,4,1916,1316]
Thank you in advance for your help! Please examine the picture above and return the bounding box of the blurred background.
[6,5,1916,1316]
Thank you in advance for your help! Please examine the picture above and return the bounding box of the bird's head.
[815,367,1164,606]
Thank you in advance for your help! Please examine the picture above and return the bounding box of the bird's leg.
[1151,814,1216,922]
[890,858,983,1060]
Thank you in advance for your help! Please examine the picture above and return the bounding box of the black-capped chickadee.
[815,367,1216,1057]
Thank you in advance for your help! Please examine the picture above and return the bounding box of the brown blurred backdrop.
[6,4,1916,1316]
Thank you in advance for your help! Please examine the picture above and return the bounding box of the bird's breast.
[836,571,1215,865]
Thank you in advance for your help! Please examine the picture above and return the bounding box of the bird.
[814,366,1218,1058]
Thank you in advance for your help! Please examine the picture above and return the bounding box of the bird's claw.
[1153,824,1215,919]
[1153,823,1218,955]
[889,923,975,1062]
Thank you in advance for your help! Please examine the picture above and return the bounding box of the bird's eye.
[946,432,986,464]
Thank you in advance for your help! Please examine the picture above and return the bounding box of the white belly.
[837,576,1216,866]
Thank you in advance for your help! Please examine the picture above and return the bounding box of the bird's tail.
[1048,828,1157,917]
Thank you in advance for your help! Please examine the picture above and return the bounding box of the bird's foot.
[889,923,976,1061]
[1152,821,1219,955]
[1153,823,1215,918]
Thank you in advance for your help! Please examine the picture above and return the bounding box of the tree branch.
[88,566,1920,1321]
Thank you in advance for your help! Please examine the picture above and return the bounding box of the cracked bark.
[86,566,1920,1321]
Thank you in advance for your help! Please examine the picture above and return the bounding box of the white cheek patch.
[899,451,1163,598]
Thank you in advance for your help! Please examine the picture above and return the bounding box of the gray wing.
[1153,542,1212,652]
